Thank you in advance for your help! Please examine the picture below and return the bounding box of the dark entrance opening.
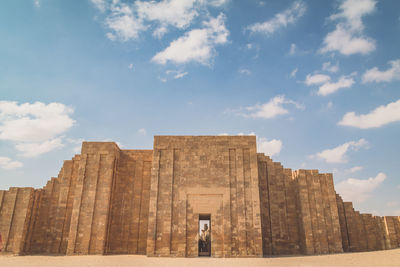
[198,214,211,256]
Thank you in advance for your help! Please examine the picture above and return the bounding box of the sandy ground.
[1,248,400,267]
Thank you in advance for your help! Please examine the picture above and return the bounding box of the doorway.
[198,214,211,256]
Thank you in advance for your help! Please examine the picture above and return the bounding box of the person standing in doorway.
[201,224,210,253]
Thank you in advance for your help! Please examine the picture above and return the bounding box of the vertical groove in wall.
[313,171,329,253]
[22,190,38,253]
[170,149,180,255]
[229,149,238,255]
[320,175,333,252]
[235,148,246,255]
[243,148,254,254]
[124,157,136,253]
[57,167,70,253]
[88,154,102,254]
[306,171,317,253]
[138,160,151,254]
[266,162,273,255]
[343,198,351,251]
[154,150,161,254]
[72,155,88,254]
[137,159,145,252]
[5,188,19,251]
[168,149,175,255]
[105,157,117,254]
[282,169,290,243]
[242,149,248,254]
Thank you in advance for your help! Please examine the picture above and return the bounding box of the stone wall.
[0,187,34,254]
[336,194,400,252]
[0,137,399,257]
[22,156,80,254]
[258,155,343,256]
[257,154,300,255]
[106,150,152,255]
[66,142,120,255]
[146,136,263,257]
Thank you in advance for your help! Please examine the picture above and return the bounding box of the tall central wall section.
[146,136,263,257]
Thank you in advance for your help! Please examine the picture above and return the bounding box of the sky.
[0,0,399,216]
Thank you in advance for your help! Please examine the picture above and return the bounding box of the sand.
[1,249,400,267]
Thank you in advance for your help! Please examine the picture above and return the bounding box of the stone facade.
[0,136,399,257]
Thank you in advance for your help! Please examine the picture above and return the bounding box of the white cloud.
[362,59,400,83]
[152,26,168,39]
[289,43,296,55]
[136,0,196,27]
[16,137,64,158]
[238,68,251,75]
[137,128,147,136]
[0,101,75,157]
[218,132,282,157]
[330,0,376,31]
[339,99,400,129]
[322,61,339,73]
[136,0,197,37]
[247,1,306,35]
[237,132,256,136]
[91,0,107,12]
[311,138,368,163]
[0,157,23,170]
[94,0,228,42]
[320,0,376,55]
[198,0,229,7]
[34,0,40,8]
[317,75,355,96]
[257,137,282,157]
[152,13,228,65]
[321,25,375,55]
[160,70,189,81]
[244,95,304,119]
[290,68,298,78]
[166,69,188,79]
[346,166,363,173]
[305,74,331,86]
[105,1,146,41]
[0,101,75,143]
[336,172,386,203]
[174,71,188,79]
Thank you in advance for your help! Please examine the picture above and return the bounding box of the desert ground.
[1,248,400,267]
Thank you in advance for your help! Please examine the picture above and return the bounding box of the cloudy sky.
[1,0,399,215]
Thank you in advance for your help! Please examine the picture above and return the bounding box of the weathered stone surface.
[0,136,398,256]
[146,136,263,257]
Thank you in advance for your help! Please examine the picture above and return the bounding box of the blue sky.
[0,0,399,215]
